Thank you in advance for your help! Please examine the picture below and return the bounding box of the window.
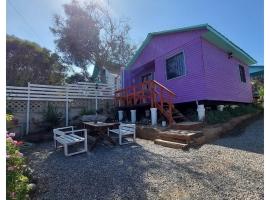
[239,65,246,83]
[166,52,185,80]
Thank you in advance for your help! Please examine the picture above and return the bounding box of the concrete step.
[154,139,188,149]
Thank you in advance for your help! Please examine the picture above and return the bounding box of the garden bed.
[194,111,262,145]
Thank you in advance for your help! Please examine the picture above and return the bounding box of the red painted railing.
[115,80,176,125]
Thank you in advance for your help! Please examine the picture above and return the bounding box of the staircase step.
[154,139,188,149]
[159,130,202,143]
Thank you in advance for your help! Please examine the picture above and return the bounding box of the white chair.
[53,126,88,156]
[108,123,136,145]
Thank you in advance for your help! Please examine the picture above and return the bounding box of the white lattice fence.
[6,82,115,134]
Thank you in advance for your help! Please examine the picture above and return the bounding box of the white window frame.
[165,51,186,81]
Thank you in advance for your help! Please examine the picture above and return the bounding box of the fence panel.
[6,82,116,135]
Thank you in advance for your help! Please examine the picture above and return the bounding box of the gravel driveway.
[25,118,263,200]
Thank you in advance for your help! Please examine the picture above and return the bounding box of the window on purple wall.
[239,65,246,83]
[166,52,185,80]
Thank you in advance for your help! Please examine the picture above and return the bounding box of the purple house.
[116,24,256,124]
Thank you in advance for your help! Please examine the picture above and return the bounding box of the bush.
[252,79,264,102]
[42,104,62,130]
[6,114,18,131]
[206,110,232,124]
[6,133,30,200]
[6,108,13,115]
[80,108,96,116]
[224,105,258,117]
[80,108,104,115]
[258,85,264,102]
[206,104,259,124]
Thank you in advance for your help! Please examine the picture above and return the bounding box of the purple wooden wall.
[124,29,252,104]
[202,39,252,103]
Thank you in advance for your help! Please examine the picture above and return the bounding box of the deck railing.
[115,80,176,125]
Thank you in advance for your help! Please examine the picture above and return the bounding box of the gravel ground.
[25,118,264,200]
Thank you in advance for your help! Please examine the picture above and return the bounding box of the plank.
[154,139,188,149]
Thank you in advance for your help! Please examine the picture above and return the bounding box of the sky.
[7,0,264,73]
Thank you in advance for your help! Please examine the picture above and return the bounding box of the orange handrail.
[115,80,175,97]
[151,80,176,96]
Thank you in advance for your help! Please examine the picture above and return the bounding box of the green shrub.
[6,108,13,115]
[6,114,18,131]
[206,104,259,124]
[258,85,264,102]
[224,105,258,117]
[252,79,264,102]
[6,133,30,200]
[43,104,62,130]
[206,110,232,124]
[80,108,96,116]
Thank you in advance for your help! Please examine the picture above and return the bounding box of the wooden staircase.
[115,80,184,125]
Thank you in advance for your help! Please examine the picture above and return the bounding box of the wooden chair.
[53,126,88,156]
[108,123,136,145]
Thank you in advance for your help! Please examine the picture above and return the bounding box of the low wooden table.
[83,122,119,150]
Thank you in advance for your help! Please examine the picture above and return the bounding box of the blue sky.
[7,0,264,70]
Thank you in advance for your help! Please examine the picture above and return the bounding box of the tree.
[65,72,93,84]
[50,0,136,81]
[6,35,67,86]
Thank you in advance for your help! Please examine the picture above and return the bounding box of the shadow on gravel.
[26,142,153,200]
[210,118,264,154]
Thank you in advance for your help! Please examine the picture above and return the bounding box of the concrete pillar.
[131,110,136,123]
[118,110,123,121]
[150,108,157,125]
[197,104,205,121]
